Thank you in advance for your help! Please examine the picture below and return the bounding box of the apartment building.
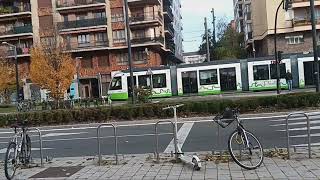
[233,0,253,56]
[0,0,183,100]
[241,0,320,57]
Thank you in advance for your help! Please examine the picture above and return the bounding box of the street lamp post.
[310,0,320,92]
[75,57,83,99]
[274,0,284,95]
[2,42,20,103]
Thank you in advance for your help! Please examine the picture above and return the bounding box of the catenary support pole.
[124,0,135,103]
[204,17,210,62]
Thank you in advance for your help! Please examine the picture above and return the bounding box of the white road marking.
[0,148,54,154]
[290,133,320,138]
[270,120,320,127]
[276,125,320,132]
[164,123,194,153]
[42,132,88,138]
[0,133,173,144]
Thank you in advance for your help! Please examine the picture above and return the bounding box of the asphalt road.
[0,111,320,159]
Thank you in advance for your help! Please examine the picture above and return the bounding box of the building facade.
[0,0,183,100]
[236,0,320,57]
[183,52,206,64]
[233,0,253,56]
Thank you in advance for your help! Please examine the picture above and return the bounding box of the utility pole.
[211,8,216,45]
[310,0,320,92]
[124,0,135,103]
[204,17,210,62]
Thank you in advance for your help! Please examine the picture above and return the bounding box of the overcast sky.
[181,0,234,53]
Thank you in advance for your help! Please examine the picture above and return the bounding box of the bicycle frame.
[11,127,28,164]
[235,116,251,149]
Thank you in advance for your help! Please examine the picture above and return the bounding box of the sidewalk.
[3,148,320,180]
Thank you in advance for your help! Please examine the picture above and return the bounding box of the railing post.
[29,128,44,167]
[154,120,176,163]
[286,112,311,159]
[97,123,118,166]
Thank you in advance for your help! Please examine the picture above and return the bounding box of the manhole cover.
[30,166,84,178]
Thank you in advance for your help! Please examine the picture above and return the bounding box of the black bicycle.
[4,120,31,180]
[214,108,264,170]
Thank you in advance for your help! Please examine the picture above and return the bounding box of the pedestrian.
[285,70,293,91]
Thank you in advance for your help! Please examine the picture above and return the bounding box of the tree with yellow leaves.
[0,58,16,104]
[30,30,76,101]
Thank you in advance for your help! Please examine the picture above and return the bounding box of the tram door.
[182,71,198,94]
[220,68,237,91]
[304,61,315,86]
[127,76,137,97]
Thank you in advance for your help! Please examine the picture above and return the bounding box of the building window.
[76,13,87,20]
[199,69,218,85]
[286,35,304,45]
[253,65,269,80]
[113,30,126,43]
[270,64,286,79]
[133,51,147,64]
[97,55,109,67]
[81,56,93,69]
[111,13,124,22]
[132,30,145,38]
[116,53,128,65]
[110,77,122,90]
[94,11,106,19]
[95,32,107,43]
[78,34,90,46]
[153,74,167,88]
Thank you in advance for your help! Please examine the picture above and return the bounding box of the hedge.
[0,92,320,127]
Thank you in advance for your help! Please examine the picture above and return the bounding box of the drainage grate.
[30,166,84,178]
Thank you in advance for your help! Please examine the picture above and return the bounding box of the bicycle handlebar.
[162,104,184,110]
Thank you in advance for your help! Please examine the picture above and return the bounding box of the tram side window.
[153,74,167,88]
[199,69,218,85]
[270,64,286,79]
[253,65,269,80]
[110,77,122,90]
[138,75,151,89]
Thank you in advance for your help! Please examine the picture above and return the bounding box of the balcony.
[64,40,109,52]
[58,18,107,31]
[166,40,175,53]
[293,18,312,26]
[163,6,173,22]
[56,0,106,11]
[7,47,31,58]
[165,23,174,37]
[129,12,162,27]
[0,3,31,19]
[163,0,172,6]
[0,25,33,38]
[127,0,161,5]
[292,0,320,8]
[131,36,164,46]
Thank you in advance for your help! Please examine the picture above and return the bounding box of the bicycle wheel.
[21,134,31,165]
[5,142,18,180]
[228,130,264,170]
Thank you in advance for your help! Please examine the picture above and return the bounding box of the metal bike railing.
[286,112,311,159]
[154,120,177,162]
[97,123,118,165]
[28,128,44,167]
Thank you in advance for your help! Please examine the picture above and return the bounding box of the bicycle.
[214,108,264,170]
[4,120,31,180]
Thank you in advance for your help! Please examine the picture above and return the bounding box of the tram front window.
[110,77,122,90]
